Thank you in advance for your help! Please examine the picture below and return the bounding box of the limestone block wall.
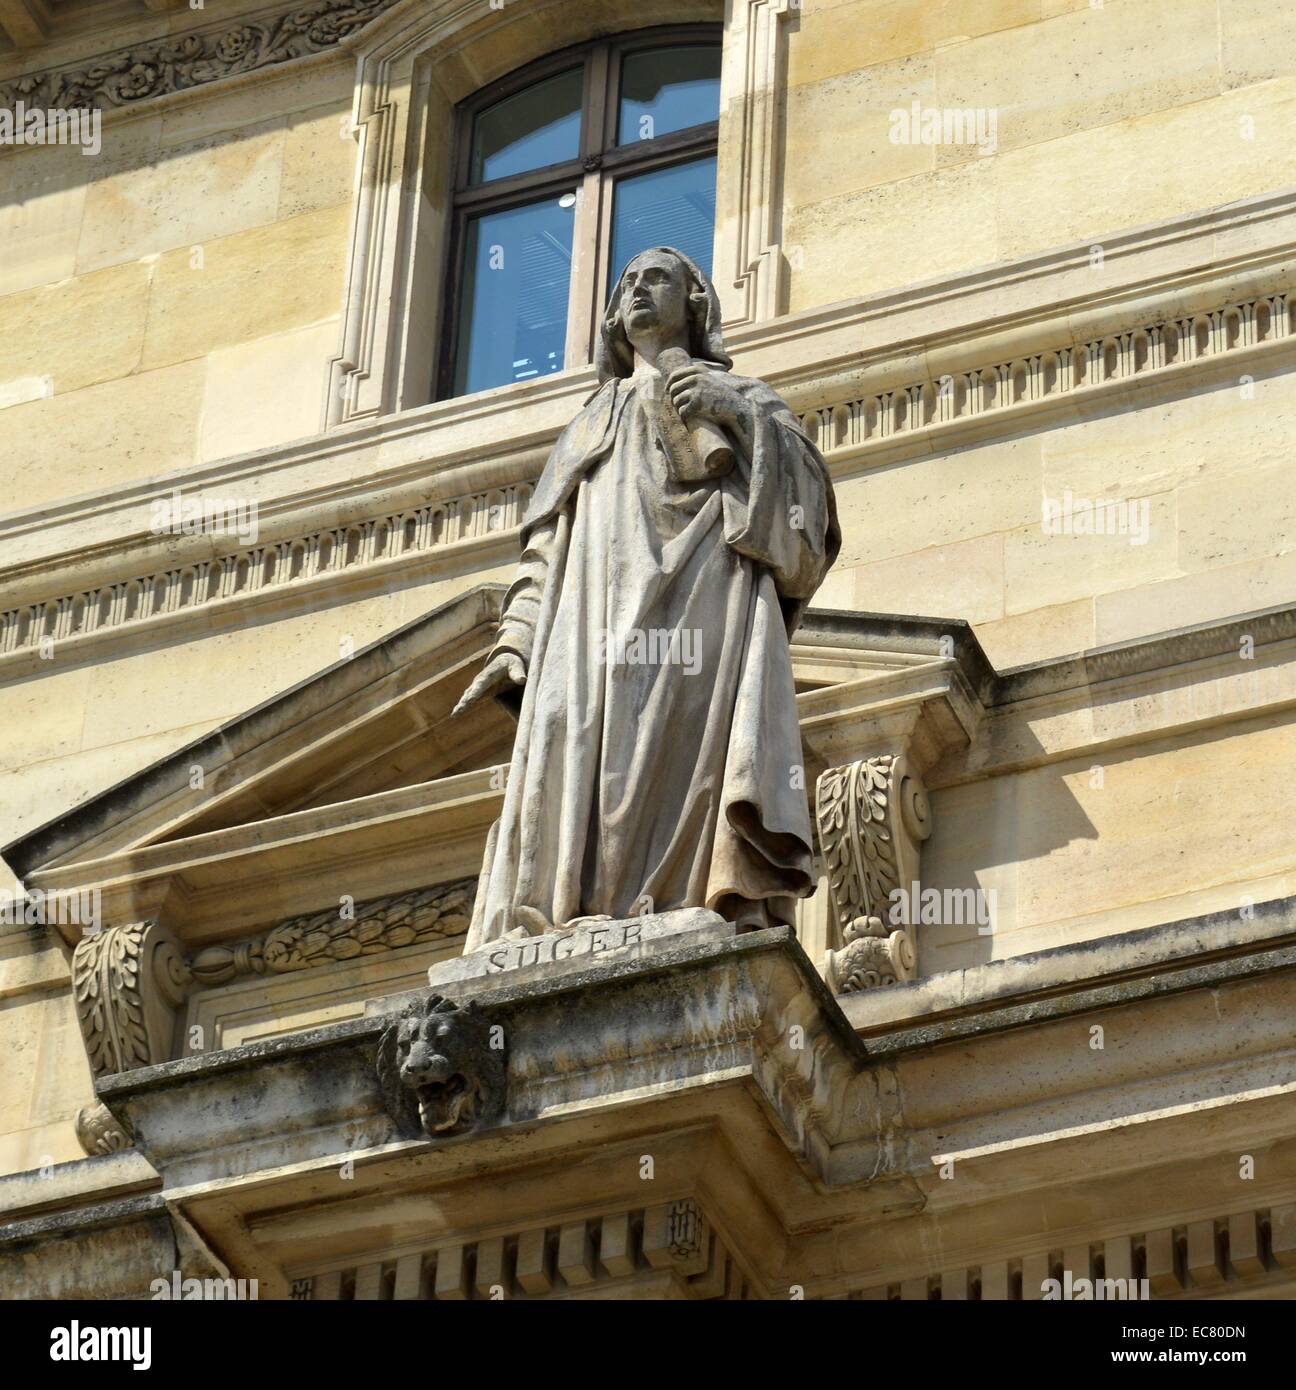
[0,1,1289,898]
[818,365,1296,670]
[922,710,1296,972]
[1,0,1294,1184]
[0,932,90,1176]
[0,56,358,509]
[780,0,1296,667]
[782,0,1296,307]
[6,2,1294,506]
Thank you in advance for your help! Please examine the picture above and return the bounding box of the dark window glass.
[470,67,583,184]
[445,32,720,400]
[453,195,576,395]
[617,45,722,145]
[607,154,717,294]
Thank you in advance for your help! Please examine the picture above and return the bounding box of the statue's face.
[618,251,690,347]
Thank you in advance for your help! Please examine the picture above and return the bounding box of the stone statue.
[454,247,840,945]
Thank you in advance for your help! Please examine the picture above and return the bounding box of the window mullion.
[564,166,605,369]
[565,43,611,369]
[600,123,718,174]
[595,159,622,306]
[582,45,610,160]
[454,163,584,210]
[602,39,624,150]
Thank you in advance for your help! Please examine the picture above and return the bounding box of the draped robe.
[465,361,840,947]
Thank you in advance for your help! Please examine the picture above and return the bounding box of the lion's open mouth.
[414,1074,477,1132]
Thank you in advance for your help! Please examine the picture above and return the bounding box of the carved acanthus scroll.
[815,753,932,993]
[72,920,193,1076]
[71,919,192,1155]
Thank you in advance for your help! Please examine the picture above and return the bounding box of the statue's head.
[596,246,731,382]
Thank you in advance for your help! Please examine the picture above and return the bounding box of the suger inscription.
[486,921,644,973]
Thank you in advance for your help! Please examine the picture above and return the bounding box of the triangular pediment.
[5,585,515,878]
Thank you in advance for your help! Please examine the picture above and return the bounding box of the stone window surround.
[327,0,793,425]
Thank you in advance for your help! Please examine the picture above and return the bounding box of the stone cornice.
[80,916,1296,1299]
[18,601,1296,962]
[945,601,1296,786]
[93,927,880,1191]
[3,192,1296,676]
[28,767,502,947]
[842,891,1296,1046]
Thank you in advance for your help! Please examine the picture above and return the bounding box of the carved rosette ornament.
[376,993,506,1140]
[815,753,933,993]
[73,1102,131,1156]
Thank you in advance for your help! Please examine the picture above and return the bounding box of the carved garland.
[188,881,474,985]
[0,0,398,112]
[815,754,932,993]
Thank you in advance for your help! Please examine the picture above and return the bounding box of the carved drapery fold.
[815,753,932,993]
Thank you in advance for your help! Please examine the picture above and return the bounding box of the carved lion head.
[376,994,504,1139]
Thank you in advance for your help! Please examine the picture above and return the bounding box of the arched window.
[440,26,722,400]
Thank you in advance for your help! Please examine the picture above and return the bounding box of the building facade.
[1,0,1295,1301]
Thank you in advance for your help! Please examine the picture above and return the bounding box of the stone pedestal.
[424,907,733,990]
[68,924,882,1299]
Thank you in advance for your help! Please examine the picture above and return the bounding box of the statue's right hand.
[452,653,526,718]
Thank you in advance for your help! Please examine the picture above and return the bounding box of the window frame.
[437,23,723,402]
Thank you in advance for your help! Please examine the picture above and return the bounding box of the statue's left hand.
[666,364,750,433]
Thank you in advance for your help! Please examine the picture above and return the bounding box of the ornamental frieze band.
[0,0,398,113]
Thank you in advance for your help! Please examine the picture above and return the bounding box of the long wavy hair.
[595,246,732,383]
